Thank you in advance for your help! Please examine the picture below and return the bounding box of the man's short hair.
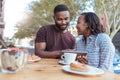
[54,4,69,14]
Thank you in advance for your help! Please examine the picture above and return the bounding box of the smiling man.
[35,4,75,59]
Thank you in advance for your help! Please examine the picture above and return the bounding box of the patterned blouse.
[76,33,115,72]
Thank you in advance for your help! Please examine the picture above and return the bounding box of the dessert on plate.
[70,61,89,72]
[27,54,40,62]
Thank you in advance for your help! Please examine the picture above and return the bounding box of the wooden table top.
[0,58,120,80]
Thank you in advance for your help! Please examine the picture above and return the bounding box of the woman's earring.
[91,29,94,31]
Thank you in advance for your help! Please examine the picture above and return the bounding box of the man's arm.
[35,42,63,59]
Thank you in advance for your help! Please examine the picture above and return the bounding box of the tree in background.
[15,0,120,40]
[15,0,87,39]
[93,0,120,39]
[15,14,40,39]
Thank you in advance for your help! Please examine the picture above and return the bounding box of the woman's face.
[76,15,88,35]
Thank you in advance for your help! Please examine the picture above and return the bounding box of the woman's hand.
[76,53,87,64]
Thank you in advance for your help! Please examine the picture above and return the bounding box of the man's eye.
[57,18,62,21]
[65,18,69,20]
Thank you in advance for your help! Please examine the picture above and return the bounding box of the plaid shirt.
[76,33,115,72]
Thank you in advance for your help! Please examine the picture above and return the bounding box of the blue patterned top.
[76,33,115,72]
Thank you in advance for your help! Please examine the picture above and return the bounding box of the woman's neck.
[83,30,91,45]
[84,30,91,38]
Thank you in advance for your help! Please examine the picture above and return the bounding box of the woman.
[76,12,115,71]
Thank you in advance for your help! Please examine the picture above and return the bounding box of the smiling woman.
[4,0,34,38]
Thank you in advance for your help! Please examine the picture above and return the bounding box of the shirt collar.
[82,35,97,41]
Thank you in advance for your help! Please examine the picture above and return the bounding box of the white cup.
[61,53,77,64]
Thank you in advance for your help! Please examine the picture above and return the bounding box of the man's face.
[54,11,70,31]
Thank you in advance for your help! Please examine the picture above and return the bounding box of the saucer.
[59,60,69,65]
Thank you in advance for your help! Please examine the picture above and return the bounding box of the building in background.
[0,0,5,38]
[0,0,7,48]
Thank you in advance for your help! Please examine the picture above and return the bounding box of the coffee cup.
[61,53,77,64]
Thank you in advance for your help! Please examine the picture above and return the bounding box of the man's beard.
[55,23,69,31]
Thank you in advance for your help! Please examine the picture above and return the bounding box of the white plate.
[62,65,104,76]
[28,58,41,62]
[59,60,69,65]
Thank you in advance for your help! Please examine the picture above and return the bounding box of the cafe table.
[0,58,120,80]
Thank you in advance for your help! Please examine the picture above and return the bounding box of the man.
[35,4,75,59]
